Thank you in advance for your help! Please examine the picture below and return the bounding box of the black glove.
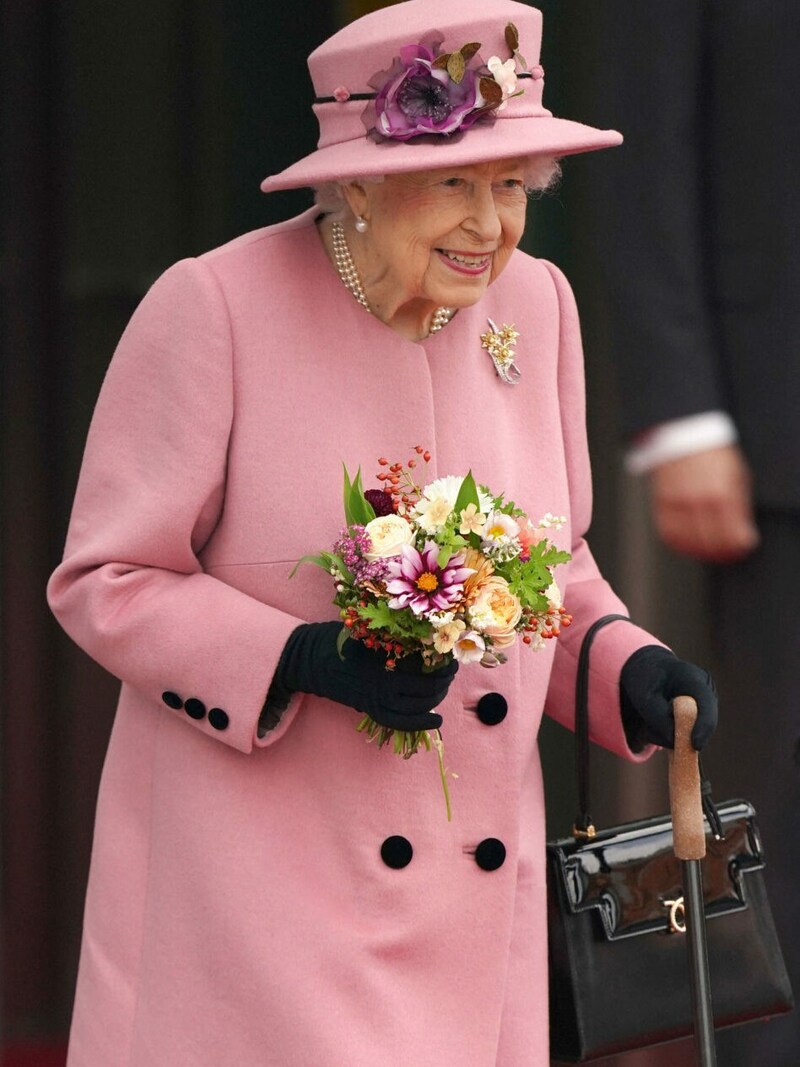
[265,621,458,731]
[619,645,718,751]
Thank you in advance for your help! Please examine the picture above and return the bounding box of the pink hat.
[261,0,621,193]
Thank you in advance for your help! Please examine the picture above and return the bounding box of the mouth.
[435,248,493,276]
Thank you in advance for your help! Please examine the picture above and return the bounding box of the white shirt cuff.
[625,411,739,475]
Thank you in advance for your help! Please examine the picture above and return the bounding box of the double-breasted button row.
[476,692,508,726]
[161,691,229,731]
[380,836,506,871]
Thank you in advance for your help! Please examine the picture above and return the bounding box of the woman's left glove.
[619,646,718,752]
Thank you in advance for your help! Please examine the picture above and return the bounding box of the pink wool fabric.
[48,209,657,1066]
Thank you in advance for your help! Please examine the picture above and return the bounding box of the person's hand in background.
[649,444,760,562]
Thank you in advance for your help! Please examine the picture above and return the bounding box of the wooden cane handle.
[668,696,706,860]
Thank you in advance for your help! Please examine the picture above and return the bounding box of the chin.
[430,278,491,309]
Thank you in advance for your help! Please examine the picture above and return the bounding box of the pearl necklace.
[330,221,454,334]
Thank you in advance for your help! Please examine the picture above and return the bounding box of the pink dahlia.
[386,542,474,616]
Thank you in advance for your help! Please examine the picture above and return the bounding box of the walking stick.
[669,695,717,1066]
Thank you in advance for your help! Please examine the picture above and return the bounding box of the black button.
[381,836,413,869]
[475,838,506,871]
[476,692,507,725]
[184,698,206,720]
[162,691,183,710]
[208,708,229,731]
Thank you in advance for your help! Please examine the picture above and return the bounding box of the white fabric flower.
[487,56,518,109]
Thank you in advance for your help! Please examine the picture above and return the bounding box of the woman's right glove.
[265,621,458,731]
[619,645,718,752]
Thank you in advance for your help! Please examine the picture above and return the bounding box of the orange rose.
[467,575,522,649]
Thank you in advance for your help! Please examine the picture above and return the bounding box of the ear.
[340,181,369,221]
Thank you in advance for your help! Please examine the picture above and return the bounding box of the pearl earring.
[354,215,368,233]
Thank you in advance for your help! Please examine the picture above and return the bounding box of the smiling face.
[339,159,528,336]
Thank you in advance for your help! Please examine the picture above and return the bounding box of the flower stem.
[354,717,453,820]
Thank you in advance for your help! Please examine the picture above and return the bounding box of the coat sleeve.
[47,257,306,754]
[540,260,659,760]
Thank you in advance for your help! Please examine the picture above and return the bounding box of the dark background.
[1,0,704,1055]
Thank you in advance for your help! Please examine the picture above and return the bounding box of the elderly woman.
[48,1,717,1065]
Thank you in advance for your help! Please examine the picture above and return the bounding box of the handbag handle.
[572,617,723,842]
[572,613,631,836]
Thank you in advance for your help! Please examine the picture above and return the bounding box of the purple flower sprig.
[333,526,390,586]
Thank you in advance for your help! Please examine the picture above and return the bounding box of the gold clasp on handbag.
[663,896,687,934]
[572,823,596,839]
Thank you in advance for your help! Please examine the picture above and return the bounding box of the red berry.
[415,445,424,454]
[423,451,431,462]
[378,457,388,465]
[408,459,416,468]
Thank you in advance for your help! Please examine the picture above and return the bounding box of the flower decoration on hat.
[363,22,531,142]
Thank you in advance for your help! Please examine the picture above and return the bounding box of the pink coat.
[48,208,655,1066]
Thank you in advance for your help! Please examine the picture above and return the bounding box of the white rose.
[363,514,414,560]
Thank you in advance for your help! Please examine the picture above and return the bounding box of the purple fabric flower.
[371,43,483,141]
[386,542,474,616]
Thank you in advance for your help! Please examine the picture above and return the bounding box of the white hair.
[313,155,561,217]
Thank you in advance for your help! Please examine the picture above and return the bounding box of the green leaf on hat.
[460,41,481,62]
[505,22,520,53]
[447,51,466,83]
[479,76,504,108]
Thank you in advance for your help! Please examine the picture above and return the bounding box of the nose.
[463,184,502,243]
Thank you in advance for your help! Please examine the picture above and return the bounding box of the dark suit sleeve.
[572,1,728,438]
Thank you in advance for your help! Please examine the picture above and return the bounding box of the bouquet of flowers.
[296,447,572,819]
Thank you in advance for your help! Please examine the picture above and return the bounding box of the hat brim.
[260,115,622,193]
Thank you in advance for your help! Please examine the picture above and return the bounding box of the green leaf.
[342,463,354,523]
[289,553,332,578]
[335,625,351,660]
[447,51,466,83]
[452,470,480,519]
[437,545,453,569]
[479,76,504,109]
[505,22,520,53]
[343,465,376,527]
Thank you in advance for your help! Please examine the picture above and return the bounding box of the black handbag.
[547,614,794,1063]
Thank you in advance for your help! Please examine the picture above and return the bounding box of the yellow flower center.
[488,524,506,538]
[416,572,439,592]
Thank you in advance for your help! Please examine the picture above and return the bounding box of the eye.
[440,177,464,188]
[498,178,525,190]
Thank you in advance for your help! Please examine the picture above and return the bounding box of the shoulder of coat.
[198,208,320,266]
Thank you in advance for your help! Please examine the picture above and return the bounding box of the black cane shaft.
[683,860,717,1066]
